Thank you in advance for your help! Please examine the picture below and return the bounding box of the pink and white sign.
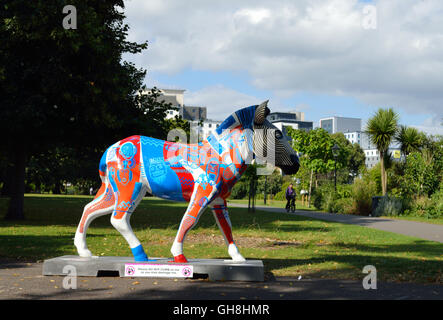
[124,263,193,278]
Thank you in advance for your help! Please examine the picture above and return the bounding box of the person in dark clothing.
[285,183,296,212]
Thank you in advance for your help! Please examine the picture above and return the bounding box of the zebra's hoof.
[172,254,188,263]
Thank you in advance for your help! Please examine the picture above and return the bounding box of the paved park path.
[229,203,443,243]
[0,259,441,300]
[1,204,441,301]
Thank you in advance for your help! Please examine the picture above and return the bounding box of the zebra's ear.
[254,100,270,125]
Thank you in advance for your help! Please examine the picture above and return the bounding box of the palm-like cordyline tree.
[365,108,399,195]
[395,125,422,158]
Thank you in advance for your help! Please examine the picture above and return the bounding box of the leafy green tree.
[257,169,284,198]
[287,128,349,206]
[400,152,431,197]
[229,180,249,199]
[289,128,347,174]
[365,108,399,195]
[243,163,259,211]
[0,1,170,219]
[332,132,365,180]
[400,149,442,198]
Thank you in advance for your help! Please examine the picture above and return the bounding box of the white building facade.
[319,116,362,134]
[192,119,222,141]
[358,131,402,168]
[267,111,313,138]
[319,116,403,168]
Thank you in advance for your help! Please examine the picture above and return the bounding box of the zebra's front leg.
[171,185,212,263]
[210,198,245,262]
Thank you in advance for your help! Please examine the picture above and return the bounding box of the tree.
[398,134,442,198]
[400,152,436,198]
[365,108,399,196]
[395,125,422,158]
[242,163,259,212]
[257,169,283,197]
[287,128,349,206]
[0,1,170,219]
[331,132,365,180]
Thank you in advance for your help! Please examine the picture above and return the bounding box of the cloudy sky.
[122,0,443,134]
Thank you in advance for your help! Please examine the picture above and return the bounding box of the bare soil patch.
[152,233,304,249]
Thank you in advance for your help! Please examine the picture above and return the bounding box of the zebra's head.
[251,101,300,175]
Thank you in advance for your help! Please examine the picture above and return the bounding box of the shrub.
[274,190,286,201]
[311,184,332,210]
[426,188,443,218]
[336,184,352,199]
[310,183,354,212]
[323,192,337,213]
[230,180,248,199]
[373,196,403,217]
[364,163,382,194]
[351,178,376,215]
[333,197,354,214]
[404,186,443,219]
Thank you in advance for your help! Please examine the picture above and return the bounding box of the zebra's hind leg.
[110,182,148,262]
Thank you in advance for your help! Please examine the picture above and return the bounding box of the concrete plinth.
[42,255,264,281]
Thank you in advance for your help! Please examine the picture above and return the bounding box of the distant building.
[359,131,402,168]
[156,88,185,108]
[147,88,207,121]
[193,119,222,141]
[165,109,180,120]
[343,131,362,145]
[362,147,403,168]
[320,119,403,169]
[181,106,207,121]
[319,116,362,134]
[267,111,313,137]
[363,148,381,169]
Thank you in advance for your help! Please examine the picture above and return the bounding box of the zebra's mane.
[204,105,258,157]
[215,105,258,135]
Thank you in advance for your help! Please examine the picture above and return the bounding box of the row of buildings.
[154,88,401,169]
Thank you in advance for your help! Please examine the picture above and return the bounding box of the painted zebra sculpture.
[74,101,300,263]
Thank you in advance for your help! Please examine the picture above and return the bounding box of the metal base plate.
[42,255,264,281]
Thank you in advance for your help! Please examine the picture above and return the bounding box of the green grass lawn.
[378,215,443,225]
[0,194,442,284]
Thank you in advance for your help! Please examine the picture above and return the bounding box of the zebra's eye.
[275,130,283,139]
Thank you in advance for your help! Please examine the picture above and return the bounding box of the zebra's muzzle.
[279,154,300,175]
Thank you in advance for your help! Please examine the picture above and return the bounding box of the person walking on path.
[285,183,296,212]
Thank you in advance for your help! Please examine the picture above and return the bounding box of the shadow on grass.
[0,234,104,264]
[2,196,441,284]
[334,239,443,259]
[0,235,441,284]
[0,196,333,234]
[260,240,443,283]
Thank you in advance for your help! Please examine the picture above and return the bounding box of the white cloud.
[411,125,443,136]
[124,0,443,119]
[235,8,271,25]
[411,117,443,136]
